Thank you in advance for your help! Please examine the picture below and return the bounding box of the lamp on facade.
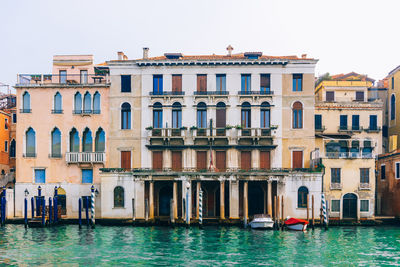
[24,188,29,197]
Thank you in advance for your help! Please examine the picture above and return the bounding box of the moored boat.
[249,214,274,229]
[284,217,308,231]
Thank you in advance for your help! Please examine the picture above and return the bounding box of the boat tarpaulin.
[284,218,309,225]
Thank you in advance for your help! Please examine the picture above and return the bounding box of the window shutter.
[216,151,226,171]
[152,151,163,170]
[260,74,270,89]
[196,151,207,170]
[241,151,251,170]
[197,75,207,92]
[292,151,303,168]
[260,151,271,169]
[172,75,182,92]
[216,108,226,128]
[121,151,131,169]
[172,151,182,171]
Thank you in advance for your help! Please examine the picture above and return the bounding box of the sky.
[1,0,400,92]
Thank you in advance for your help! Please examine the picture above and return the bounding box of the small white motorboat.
[284,217,308,231]
[249,214,274,229]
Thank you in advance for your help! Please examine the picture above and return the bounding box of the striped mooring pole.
[199,188,203,227]
[321,193,328,229]
[91,185,95,228]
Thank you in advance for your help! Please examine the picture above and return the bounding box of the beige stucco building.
[388,65,400,151]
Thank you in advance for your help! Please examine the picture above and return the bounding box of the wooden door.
[121,151,131,169]
[292,151,303,169]
[152,151,163,170]
[260,151,270,170]
[197,75,207,92]
[343,193,357,219]
[172,75,182,93]
[216,151,226,171]
[241,151,251,170]
[172,151,182,171]
[197,151,207,171]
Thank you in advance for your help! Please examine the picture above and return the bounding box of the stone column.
[196,181,200,219]
[173,181,178,220]
[229,179,239,219]
[149,181,154,219]
[244,181,248,221]
[220,180,225,220]
[267,181,272,216]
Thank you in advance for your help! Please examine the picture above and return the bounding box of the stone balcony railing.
[16,74,110,86]
[65,152,105,164]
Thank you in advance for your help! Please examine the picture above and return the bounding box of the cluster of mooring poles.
[0,187,6,226]
[78,185,96,229]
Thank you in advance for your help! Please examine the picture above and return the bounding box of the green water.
[0,225,400,266]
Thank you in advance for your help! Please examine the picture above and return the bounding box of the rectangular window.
[292,74,303,92]
[171,151,182,171]
[197,74,207,92]
[360,168,369,183]
[315,114,322,130]
[153,75,163,94]
[121,75,131,92]
[4,141,7,152]
[172,74,182,93]
[331,200,340,212]
[331,168,341,184]
[292,151,303,168]
[260,151,271,170]
[241,74,251,92]
[355,91,364,101]
[82,169,93,184]
[5,119,7,129]
[152,151,163,171]
[34,169,46,183]
[381,165,386,180]
[360,200,369,212]
[121,151,131,169]
[340,115,348,130]
[80,70,88,84]
[12,113,16,123]
[369,115,377,130]
[82,196,92,209]
[216,151,226,171]
[241,151,252,170]
[260,74,270,93]
[216,74,226,92]
[352,115,360,130]
[196,151,207,171]
[392,77,394,89]
[59,70,67,84]
[396,162,400,179]
[326,91,335,102]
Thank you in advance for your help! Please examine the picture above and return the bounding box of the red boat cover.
[284,218,309,225]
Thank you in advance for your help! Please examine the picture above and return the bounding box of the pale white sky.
[1,0,399,89]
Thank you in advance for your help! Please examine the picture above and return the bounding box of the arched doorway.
[343,193,357,219]
[158,185,173,216]
[57,187,67,215]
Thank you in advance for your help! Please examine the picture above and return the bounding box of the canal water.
[0,225,400,265]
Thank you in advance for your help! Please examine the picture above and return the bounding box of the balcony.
[148,128,186,138]
[338,126,361,133]
[20,109,31,113]
[73,109,101,115]
[359,183,371,190]
[16,74,110,86]
[23,153,36,158]
[315,126,326,132]
[149,91,185,97]
[51,109,63,114]
[325,151,374,159]
[66,152,105,164]
[363,126,381,133]
[238,128,274,138]
[238,90,274,96]
[194,91,229,97]
[330,183,342,190]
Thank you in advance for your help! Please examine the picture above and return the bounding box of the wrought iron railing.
[17,74,110,85]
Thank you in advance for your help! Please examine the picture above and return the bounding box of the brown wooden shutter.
[260,74,270,88]
[172,151,182,171]
[241,151,251,170]
[121,151,131,169]
[326,91,334,102]
[216,108,226,128]
[216,151,226,171]
[260,151,270,170]
[152,151,163,170]
[172,75,182,92]
[292,151,303,169]
[197,75,207,92]
[196,151,207,170]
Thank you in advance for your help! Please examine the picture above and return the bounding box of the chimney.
[143,47,149,59]
[301,54,307,59]
[117,51,124,60]
[226,45,234,56]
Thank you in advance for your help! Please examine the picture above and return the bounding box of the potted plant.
[190,126,198,131]
[145,126,153,130]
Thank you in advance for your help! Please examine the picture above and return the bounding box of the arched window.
[51,128,61,157]
[298,186,309,208]
[95,128,105,152]
[23,92,30,112]
[241,102,251,128]
[197,102,207,128]
[114,186,125,208]
[10,139,15,158]
[26,127,35,157]
[93,92,101,114]
[121,102,131,129]
[391,94,395,121]
[54,92,62,113]
[83,92,91,113]
[153,102,163,128]
[74,92,82,114]
[292,101,303,129]
[172,102,182,128]
[69,128,79,152]
[82,128,92,152]
[216,102,226,128]
[260,102,271,128]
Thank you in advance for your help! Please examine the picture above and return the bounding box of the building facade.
[388,66,400,152]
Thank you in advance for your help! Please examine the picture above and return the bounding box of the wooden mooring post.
[306,195,309,223]
[281,195,284,231]
[312,195,315,230]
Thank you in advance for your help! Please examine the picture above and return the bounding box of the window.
[4,119,7,130]
[69,128,79,152]
[197,74,207,92]
[241,151,251,170]
[216,102,226,130]
[381,165,386,180]
[292,74,303,92]
[121,151,131,169]
[297,186,308,208]
[216,151,226,171]
[331,200,340,212]
[340,115,348,130]
[95,128,105,152]
[10,139,15,158]
[114,186,125,208]
[331,168,341,184]
[216,74,226,92]
[369,115,377,130]
[59,70,67,84]
[292,151,303,168]
[83,92,91,113]
[197,102,207,128]
[260,102,270,128]
[82,169,93,184]
[196,151,207,171]
[172,74,182,93]
[34,169,45,183]
[93,92,101,114]
[171,151,182,171]
[82,196,92,209]
[80,70,88,84]
[260,151,271,170]
[360,168,369,183]
[51,128,61,157]
[241,102,251,128]
[172,102,182,128]
[396,162,400,179]
[392,77,395,89]
[360,200,369,212]
[82,128,92,152]
[352,115,360,130]
[362,141,373,158]
[153,75,163,95]
[292,102,303,129]
[241,74,251,92]
[153,102,163,128]
[121,75,131,92]
[26,127,35,157]
[355,91,364,101]
[121,102,131,129]
[391,94,395,120]
[54,92,62,113]
[326,91,335,102]
[315,114,322,130]
[22,91,30,112]
[74,92,82,114]
[4,141,7,152]
[12,113,16,123]
[260,74,270,93]
[152,151,163,171]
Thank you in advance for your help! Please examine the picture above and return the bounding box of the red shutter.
[197,75,207,92]
[216,108,226,128]
[293,151,303,169]
[241,151,251,170]
[172,151,182,171]
[153,151,163,170]
[172,75,182,92]
[216,151,226,171]
[121,151,131,169]
[197,151,207,171]
[260,151,270,170]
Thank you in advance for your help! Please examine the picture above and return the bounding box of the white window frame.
[291,149,304,168]
[396,162,400,179]
[360,199,369,212]
[33,167,46,184]
[331,199,340,212]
